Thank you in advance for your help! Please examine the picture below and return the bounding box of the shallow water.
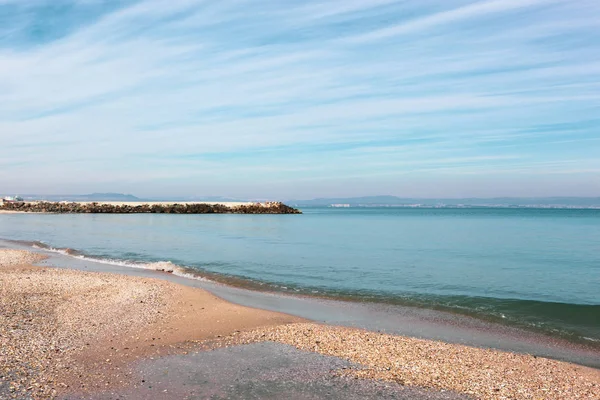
[1,207,599,344]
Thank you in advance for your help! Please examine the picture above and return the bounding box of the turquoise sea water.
[1,207,599,344]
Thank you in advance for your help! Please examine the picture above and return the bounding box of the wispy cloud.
[0,0,599,197]
[342,0,557,43]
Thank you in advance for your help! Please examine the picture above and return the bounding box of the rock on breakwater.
[0,201,302,214]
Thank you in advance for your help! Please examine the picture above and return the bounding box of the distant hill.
[288,196,600,208]
[11,193,142,202]
[5,193,249,203]
[146,195,244,202]
[81,193,141,201]
[4,193,599,208]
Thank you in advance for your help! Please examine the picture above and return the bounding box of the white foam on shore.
[583,336,600,342]
[31,243,210,282]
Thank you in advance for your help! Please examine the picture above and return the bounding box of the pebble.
[230,323,600,400]
[1,250,169,399]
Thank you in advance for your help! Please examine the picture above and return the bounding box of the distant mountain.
[146,195,244,202]
[82,193,141,201]
[4,193,599,208]
[6,193,250,203]
[12,193,142,202]
[288,196,600,208]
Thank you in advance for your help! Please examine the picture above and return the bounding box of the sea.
[1,207,599,346]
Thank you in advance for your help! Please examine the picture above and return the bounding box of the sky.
[1,0,599,199]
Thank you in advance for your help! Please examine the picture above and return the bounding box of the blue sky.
[1,0,599,199]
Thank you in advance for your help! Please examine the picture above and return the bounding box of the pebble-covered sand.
[230,324,600,400]
[2,249,599,400]
[0,249,297,399]
[0,249,47,266]
[0,250,171,398]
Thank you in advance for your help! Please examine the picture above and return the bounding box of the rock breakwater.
[0,201,301,214]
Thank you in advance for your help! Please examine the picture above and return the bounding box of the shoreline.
[1,248,598,399]
[4,237,599,356]
[2,237,599,369]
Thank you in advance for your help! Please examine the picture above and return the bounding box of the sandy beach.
[0,250,300,398]
[1,249,599,399]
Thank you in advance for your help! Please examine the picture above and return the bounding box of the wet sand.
[83,342,470,400]
[234,324,600,400]
[1,248,599,399]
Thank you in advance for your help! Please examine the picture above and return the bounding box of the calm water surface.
[1,207,599,344]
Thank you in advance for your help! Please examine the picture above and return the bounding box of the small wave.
[32,243,80,256]
[29,242,211,283]
[16,237,600,348]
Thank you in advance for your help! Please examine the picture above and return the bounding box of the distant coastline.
[288,195,600,209]
[4,193,600,209]
[322,204,600,209]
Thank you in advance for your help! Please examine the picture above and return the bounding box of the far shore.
[1,247,599,399]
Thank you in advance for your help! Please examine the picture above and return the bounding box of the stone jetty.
[0,201,302,214]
